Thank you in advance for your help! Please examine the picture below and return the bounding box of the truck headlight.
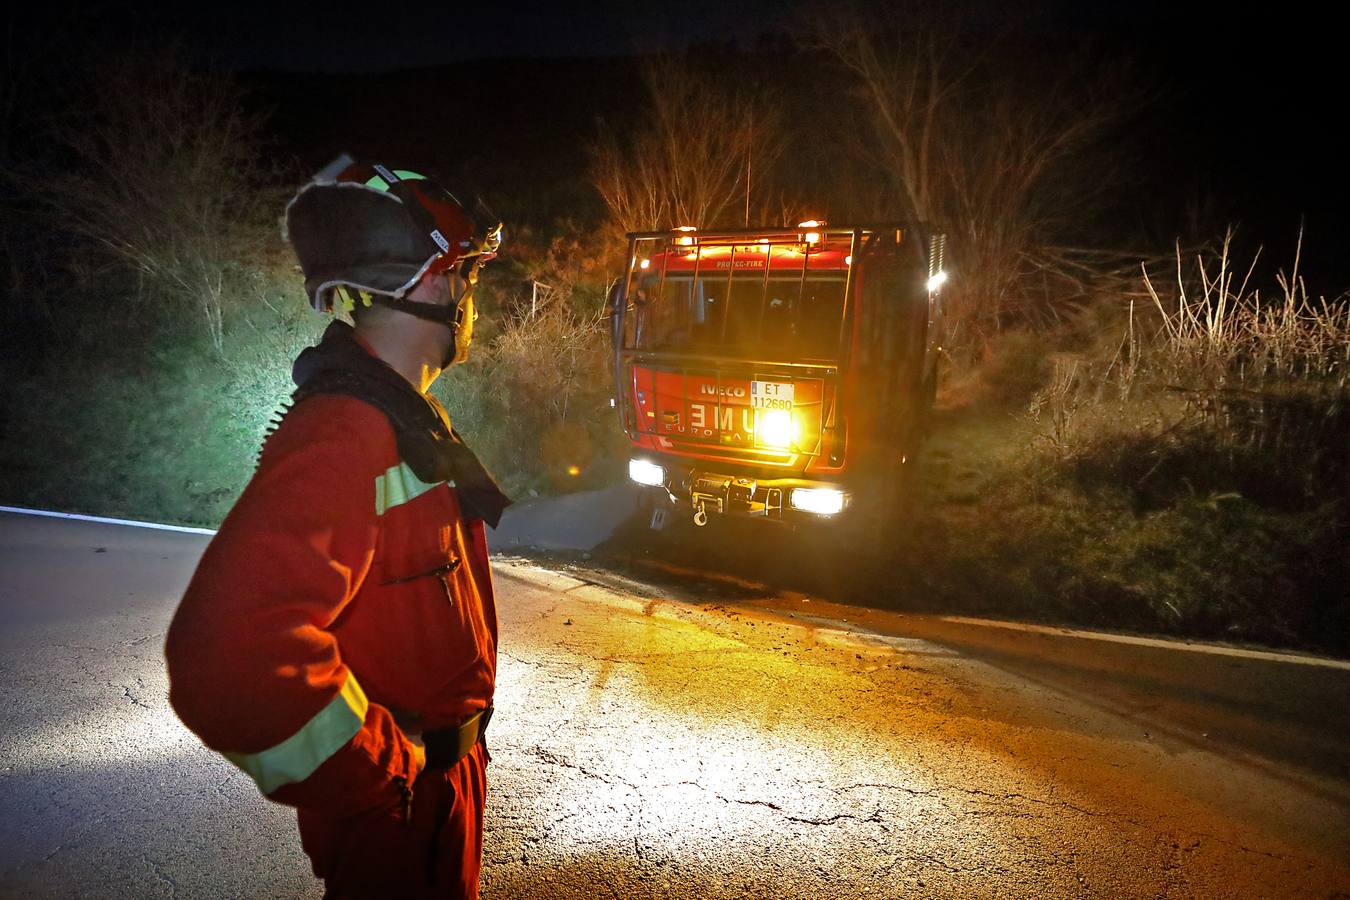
[789,487,846,516]
[628,459,666,487]
[755,409,793,449]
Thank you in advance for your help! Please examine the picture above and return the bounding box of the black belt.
[423,706,492,769]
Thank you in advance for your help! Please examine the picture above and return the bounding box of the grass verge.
[893,236,1348,654]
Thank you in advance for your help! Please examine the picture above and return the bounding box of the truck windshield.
[625,272,847,362]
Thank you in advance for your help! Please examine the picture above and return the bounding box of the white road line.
[0,505,218,536]
[6,507,1342,672]
[938,615,1350,671]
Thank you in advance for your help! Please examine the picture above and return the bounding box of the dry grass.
[898,231,1350,652]
[1144,229,1349,386]
[1026,231,1348,483]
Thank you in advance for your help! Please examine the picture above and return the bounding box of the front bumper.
[629,458,849,523]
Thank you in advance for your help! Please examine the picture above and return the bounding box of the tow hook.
[693,501,709,527]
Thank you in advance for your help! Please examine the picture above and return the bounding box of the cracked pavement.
[1,511,1348,898]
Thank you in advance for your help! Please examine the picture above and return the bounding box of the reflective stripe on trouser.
[223,672,369,794]
[299,741,489,900]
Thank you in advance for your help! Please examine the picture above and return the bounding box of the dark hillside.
[241,57,648,226]
[240,24,1348,290]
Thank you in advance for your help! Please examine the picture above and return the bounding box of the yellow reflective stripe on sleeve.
[374,461,449,515]
[222,672,369,795]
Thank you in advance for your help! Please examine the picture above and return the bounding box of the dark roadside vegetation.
[1,8,1346,654]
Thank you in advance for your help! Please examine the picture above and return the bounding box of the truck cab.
[611,223,945,529]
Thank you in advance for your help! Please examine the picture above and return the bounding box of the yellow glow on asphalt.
[536,719,942,853]
[489,581,975,860]
[495,693,941,853]
[484,574,1348,899]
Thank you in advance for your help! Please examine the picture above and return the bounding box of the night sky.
[45,0,820,71]
[10,1,1347,285]
[27,1,1307,72]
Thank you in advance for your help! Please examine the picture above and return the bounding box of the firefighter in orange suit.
[165,156,509,899]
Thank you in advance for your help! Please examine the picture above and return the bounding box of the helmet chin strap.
[372,275,474,369]
[376,294,459,328]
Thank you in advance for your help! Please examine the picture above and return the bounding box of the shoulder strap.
[289,368,511,528]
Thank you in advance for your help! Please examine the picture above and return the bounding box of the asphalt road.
[1,509,1348,898]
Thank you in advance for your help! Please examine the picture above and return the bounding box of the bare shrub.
[591,54,785,232]
[493,283,606,426]
[1027,356,1084,456]
[40,51,272,352]
[446,278,613,494]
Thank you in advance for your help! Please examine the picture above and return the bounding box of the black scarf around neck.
[286,320,512,527]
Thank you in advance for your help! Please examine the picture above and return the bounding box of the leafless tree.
[591,54,786,233]
[803,6,1135,348]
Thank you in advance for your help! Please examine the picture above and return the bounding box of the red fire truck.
[611,222,947,531]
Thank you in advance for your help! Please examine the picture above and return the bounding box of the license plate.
[751,381,794,410]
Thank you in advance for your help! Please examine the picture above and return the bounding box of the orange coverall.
[165,386,497,899]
